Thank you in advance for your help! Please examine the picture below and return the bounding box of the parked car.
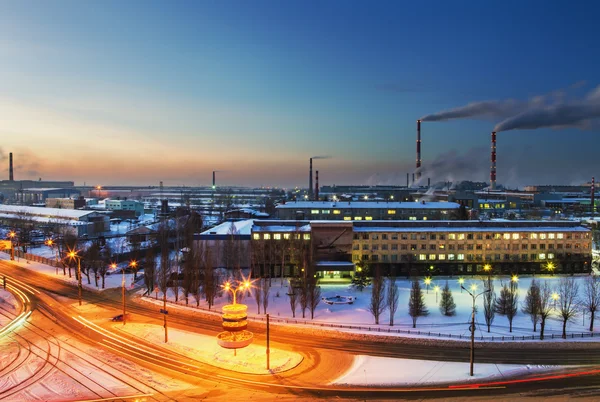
[111,313,130,322]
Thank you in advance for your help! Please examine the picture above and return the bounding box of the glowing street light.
[470,283,478,292]
[8,231,16,261]
[434,285,440,302]
[458,277,465,293]
[67,250,83,306]
[546,261,556,276]
[483,264,491,273]
[45,239,60,274]
[424,276,432,293]
[552,292,560,309]
[511,275,519,283]
[364,195,369,200]
[222,280,252,305]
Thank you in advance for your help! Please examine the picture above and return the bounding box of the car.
[111,313,131,322]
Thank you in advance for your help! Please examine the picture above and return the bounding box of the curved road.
[2,259,600,400]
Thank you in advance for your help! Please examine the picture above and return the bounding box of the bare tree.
[307,279,321,320]
[253,277,263,314]
[495,282,518,332]
[386,277,399,326]
[144,247,156,296]
[299,280,309,319]
[202,248,219,310]
[522,279,541,332]
[408,279,428,328]
[191,244,203,306]
[368,274,386,324]
[557,277,580,339]
[582,275,600,332]
[288,284,298,318]
[182,246,196,305]
[85,242,101,287]
[539,281,554,340]
[261,277,270,314]
[483,278,495,332]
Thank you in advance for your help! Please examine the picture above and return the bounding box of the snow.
[149,275,600,342]
[332,355,570,386]
[0,204,99,220]
[201,219,255,235]
[0,289,19,328]
[116,323,303,374]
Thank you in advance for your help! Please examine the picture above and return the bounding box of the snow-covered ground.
[0,288,19,328]
[332,355,573,386]
[116,323,303,374]
[151,275,600,341]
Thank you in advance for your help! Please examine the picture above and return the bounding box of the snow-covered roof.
[0,204,99,220]
[276,201,461,210]
[353,226,589,233]
[22,187,79,192]
[252,224,311,233]
[0,212,87,225]
[201,219,255,235]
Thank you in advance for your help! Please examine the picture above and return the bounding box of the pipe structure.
[416,120,422,180]
[212,171,216,189]
[315,170,319,201]
[490,131,497,191]
[9,152,13,181]
[406,173,409,187]
[592,177,595,219]
[309,158,313,200]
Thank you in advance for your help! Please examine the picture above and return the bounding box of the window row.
[353,253,562,262]
[353,232,585,241]
[354,243,586,251]
[252,233,310,240]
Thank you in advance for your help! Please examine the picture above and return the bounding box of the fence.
[153,295,599,342]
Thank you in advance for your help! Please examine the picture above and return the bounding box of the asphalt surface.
[2,259,600,400]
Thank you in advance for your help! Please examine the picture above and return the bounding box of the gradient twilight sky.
[1,1,599,188]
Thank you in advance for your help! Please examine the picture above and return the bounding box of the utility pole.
[122,268,127,326]
[462,285,490,377]
[266,313,270,370]
[163,291,168,343]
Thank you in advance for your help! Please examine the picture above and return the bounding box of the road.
[2,259,600,400]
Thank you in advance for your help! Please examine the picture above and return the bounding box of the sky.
[0,0,599,188]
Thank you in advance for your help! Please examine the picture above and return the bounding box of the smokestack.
[412,173,415,185]
[490,131,497,190]
[315,170,319,201]
[309,158,313,200]
[592,177,595,219]
[416,120,422,180]
[428,177,431,188]
[212,171,216,189]
[9,152,13,181]
[406,173,409,187]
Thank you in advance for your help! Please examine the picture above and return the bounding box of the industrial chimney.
[416,120,422,180]
[406,173,409,188]
[309,158,313,200]
[212,171,216,189]
[592,177,595,219]
[490,131,497,191]
[9,152,13,181]
[315,170,319,201]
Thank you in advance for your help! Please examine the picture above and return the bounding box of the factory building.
[45,197,87,209]
[15,188,80,205]
[275,201,462,221]
[104,199,145,218]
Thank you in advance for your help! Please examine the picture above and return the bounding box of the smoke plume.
[494,84,600,132]
[420,100,521,122]
[311,155,332,159]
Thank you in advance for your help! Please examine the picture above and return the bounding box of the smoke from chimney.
[416,120,422,180]
[490,132,497,190]
[9,152,13,181]
[315,170,319,201]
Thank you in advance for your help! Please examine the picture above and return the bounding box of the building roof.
[200,219,256,236]
[276,201,461,210]
[0,204,98,219]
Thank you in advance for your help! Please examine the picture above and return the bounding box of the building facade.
[105,199,145,217]
[45,197,86,209]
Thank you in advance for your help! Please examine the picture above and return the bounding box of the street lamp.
[8,231,16,261]
[511,274,519,283]
[461,284,491,376]
[223,280,251,305]
[552,292,560,309]
[67,250,83,306]
[96,185,102,197]
[546,261,556,276]
[434,285,440,303]
[45,239,59,274]
[458,277,465,293]
[424,276,432,294]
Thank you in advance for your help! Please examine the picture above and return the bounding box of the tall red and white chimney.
[9,152,13,181]
[315,170,319,201]
[490,131,497,191]
[592,177,595,218]
[416,120,422,180]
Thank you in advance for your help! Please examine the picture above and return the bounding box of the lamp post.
[546,261,556,276]
[552,292,560,309]
[458,277,465,293]
[67,250,83,306]
[461,283,491,376]
[424,277,432,294]
[223,279,251,305]
[46,239,59,274]
[8,231,16,261]
[96,185,102,198]
[434,285,440,303]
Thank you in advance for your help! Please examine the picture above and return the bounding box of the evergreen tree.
[522,279,541,332]
[438,281,456,316]
[351,261,371,292]
[408,280,429,328]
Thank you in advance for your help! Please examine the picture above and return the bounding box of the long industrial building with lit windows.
[245,220,592,280]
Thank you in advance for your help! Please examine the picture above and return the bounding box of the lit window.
[503,234,511,240]
[354,217,362,220]
[548,233,555,239]
[449,234,456,240]
[388,210,396,215]
[457,254,465,260]
[311,210,319,214]
[253,234,260,240]
[438,254,446,260]
[448,254,455,260]
[429,254,436,260]
[321,210,330,214]
[283,234,290,240]
[484,203,490,209]
[512,233,519,240]
[458,234,465,240]
[439,244,445,249]
[557,233,564,239]
[540,233,547,240]
[409,216,417,221]
[274,234,281,240]
[494,233,502,240]
[530,233,538,239]
[419,254,426,261]
[303,234,311,240]
[548,253,554,259]
[423,217,428,220]
[539,253,546,260]
[264,234,271,240]
[479,204,483,208]
[343,217,351,221]
[365,216,373,220]
[333,210,341,215]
